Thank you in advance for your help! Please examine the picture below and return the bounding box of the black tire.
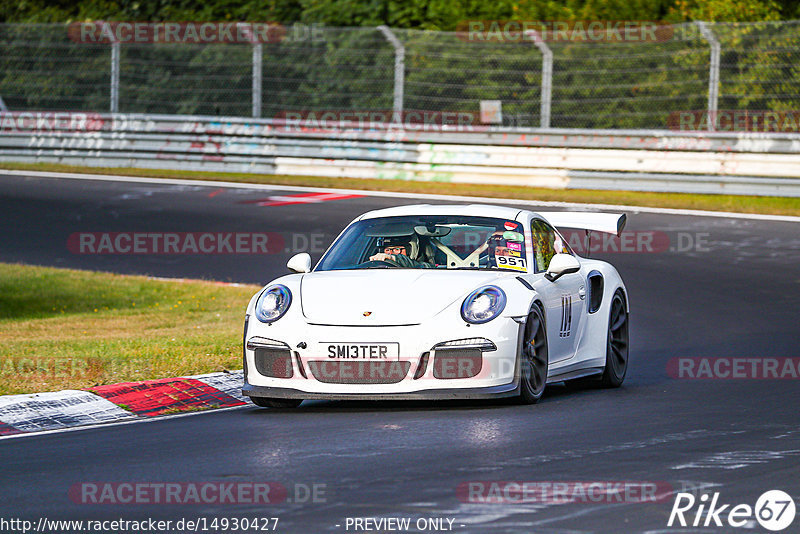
[600,290,629,388]
[250,397,303,408]
[517,304,548,404]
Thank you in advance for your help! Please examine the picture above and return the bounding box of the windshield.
[316,215,528,272]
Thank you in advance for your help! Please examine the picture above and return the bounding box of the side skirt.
[546,367,604,384]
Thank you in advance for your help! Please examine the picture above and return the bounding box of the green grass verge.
[0,262,259,396]
[2,162,799,217]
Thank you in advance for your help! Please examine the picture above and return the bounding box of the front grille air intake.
[247,337,293,379]
[253,348,294,378]
[433,348,482,379]
[307,361,411,384]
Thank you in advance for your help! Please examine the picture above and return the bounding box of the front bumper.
[242,381,521,401]
[243,316,524,398]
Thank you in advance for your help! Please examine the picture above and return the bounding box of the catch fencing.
[1,22,800,130]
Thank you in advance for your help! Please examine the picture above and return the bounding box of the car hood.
[300,270,508,326]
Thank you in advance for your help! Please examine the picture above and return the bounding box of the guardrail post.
[110,41,120,113]
[695,21,720,132]
[252,43,263,118]
[526,30,552,129]
[377,26,405,122]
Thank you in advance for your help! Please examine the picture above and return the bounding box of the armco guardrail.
[1,113,799,196]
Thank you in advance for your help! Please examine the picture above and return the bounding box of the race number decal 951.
[496,254,527,271]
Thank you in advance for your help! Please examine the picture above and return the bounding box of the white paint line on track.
[671,449,800,470]
[3,169,799,223]
[146,275,246,287]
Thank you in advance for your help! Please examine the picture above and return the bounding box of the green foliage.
[0,25,109,111]
[0,0,795,25]
[0,0,305,24]
[668,0,782,22]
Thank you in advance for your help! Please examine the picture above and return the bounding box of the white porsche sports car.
[242,204,629,408]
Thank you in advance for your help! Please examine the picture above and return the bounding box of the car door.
[531,218,585,364]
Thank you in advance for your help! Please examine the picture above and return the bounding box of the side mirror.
[287,252,312,273]
[545,253,580,282]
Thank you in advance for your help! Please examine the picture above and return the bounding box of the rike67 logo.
[668,490,796,531]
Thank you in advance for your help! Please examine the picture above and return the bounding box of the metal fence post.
[526,30,552,129]
[110,41,120,113]
[377,26,405,121]
[252,43,263,118]
[696,21,720,131]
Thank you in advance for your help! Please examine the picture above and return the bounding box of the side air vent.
[588,271,604,314]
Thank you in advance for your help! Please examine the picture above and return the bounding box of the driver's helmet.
[380,234,419,258]
[486,231,509,252]
[486,230,523,261]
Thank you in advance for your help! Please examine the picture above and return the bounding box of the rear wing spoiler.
[537,212,627,237]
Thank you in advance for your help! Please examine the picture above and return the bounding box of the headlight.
[461,286,506,324]
[254,285,292,323]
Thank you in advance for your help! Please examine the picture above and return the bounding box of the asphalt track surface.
[1,173,799,533]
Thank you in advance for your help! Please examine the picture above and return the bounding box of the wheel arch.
[530,298,545,314]
[612,284,629,313]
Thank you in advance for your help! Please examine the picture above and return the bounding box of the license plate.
[321,342,400,361]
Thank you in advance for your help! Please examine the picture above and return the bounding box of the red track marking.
[0,421,24,436]
[90,378,245,417]
[240,192,363,207]
[207,188,225,198]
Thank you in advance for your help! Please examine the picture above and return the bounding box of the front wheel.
[600,290,629,388]
[517,304,548,404]
[250,397,303,408]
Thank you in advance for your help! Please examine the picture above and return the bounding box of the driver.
[369,234,434,268]
[482,230,524,267]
